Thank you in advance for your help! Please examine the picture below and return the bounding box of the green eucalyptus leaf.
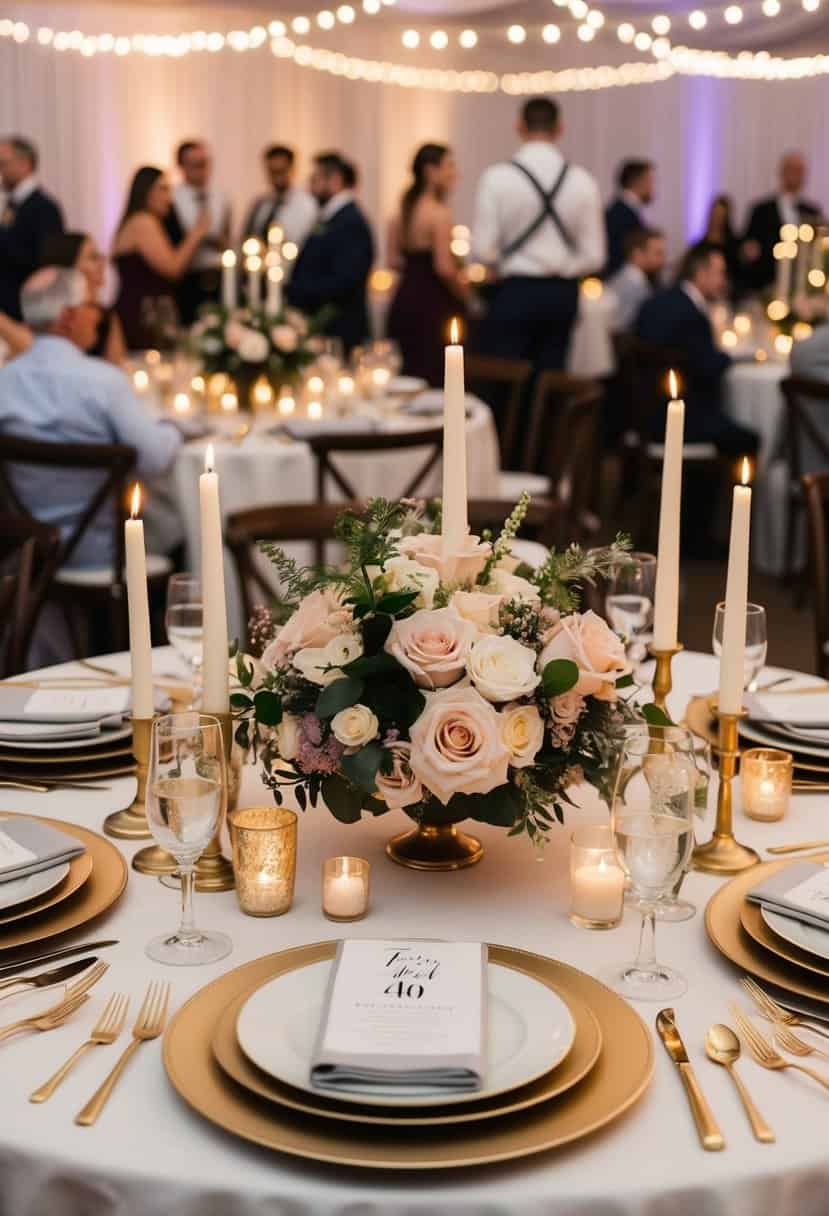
[641,702,674,727]
[375,589,420,616]
[253,690,282,726]
[616,672,635,690]
[541,658,580,698]
[230,692,253,709]
[321,775,364,824]
[360,613,393,655]
[341,741,383,793]
[315,675,364,719]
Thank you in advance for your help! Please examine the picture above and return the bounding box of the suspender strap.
[501,161,575,259]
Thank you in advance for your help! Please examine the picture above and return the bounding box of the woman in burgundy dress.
[387,144,470,387]
[112,166,209,351]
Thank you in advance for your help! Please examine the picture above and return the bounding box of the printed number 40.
[384,981,424,999]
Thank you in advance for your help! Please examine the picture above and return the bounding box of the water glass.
[165,574,204,697]
[712,602,767,691]
[605,552,657,664]
[144,713,232,966]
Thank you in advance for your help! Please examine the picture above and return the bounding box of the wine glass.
[712,602,767,692]
[654,732,712,923]
[165,574,203,699]
[602,723,694,1000]
[605,552,657,665]
[145,713,232,966]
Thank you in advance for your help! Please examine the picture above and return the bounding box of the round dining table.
[0,649,827,1216]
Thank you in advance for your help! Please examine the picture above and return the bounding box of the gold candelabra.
[648,644,683,714]
[693,706,760,875]
[191,710,235,892]
[103,716,153,842]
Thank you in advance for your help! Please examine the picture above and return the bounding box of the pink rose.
[397,532,491,586]
[261,588,352,668]
[224,319,244,349]
[374,742,423,810]
[409,685,511,805]
[548,690,586,746]
[538,610,630,702]
[385,607,477,690]
[270,324,298,353]
[450,589,503,633]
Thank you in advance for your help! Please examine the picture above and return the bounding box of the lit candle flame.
[130,483,141,519]
[205,443,215,474]
[449,317,460,345]
[740,456,751,486]
[668,369,679,400]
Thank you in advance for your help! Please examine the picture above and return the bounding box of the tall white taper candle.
[125,484,154,719]
[652,372,685,650]
[199,445,230,714]
[221,250,237,312]
[441,318,468,557]
[718,459,752,716]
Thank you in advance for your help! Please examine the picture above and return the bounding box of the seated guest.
[286,152,374,355]
[604,159,654,278]
[165,140,231,325]
[699,194,741,293]
[607,227,666,332]
[112,166,210,351]
[0,136,64,319]
[741,152,822,292]
[0,267,183,568]
[241,144,317,248]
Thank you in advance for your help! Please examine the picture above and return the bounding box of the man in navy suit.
[286,152,374,354]
[604,160,654,278]
[741,152,822,292]
[0,137,64,319]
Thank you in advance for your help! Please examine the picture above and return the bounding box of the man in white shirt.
[741,152,822,292]
[241,145,318,250]
[607,227,666,332]
[472,97,605,393]
[165,139,230,324]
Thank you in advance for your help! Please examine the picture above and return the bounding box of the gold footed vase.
[386,819,484,871]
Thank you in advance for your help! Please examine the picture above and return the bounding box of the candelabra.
[648,644,683,714]
[693,706,760,875]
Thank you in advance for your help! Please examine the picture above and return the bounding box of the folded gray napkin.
[747,861,829,932]
[0,819,86,884]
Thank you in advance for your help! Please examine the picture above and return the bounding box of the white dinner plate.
[236,958,575,1108]
[0,724,132,752]
[0,862,70,912]
[740,718,829,760]
[762,907,829,964]
[389,376,428,395]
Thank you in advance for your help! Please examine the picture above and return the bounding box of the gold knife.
[656,1008,725,1151]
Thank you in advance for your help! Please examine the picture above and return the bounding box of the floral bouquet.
[232,496,640,862]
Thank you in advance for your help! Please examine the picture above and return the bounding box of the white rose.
[331,704,379,748]
[275,713,302,761]
[500,703,545,769]
[293,632,363,686]
[237,328,270,363]
[467,634,541,703]
[382,556,439,609]
[450,589,503,634]
[224,320,244,348]
[488,568,541,605]
[271,324,299,353]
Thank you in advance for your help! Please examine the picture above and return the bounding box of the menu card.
[311,940,488,1093]
[747,861,829,931]
[0,818,86,883]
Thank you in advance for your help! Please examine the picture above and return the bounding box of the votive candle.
[229,807,298,916]
[569,825,624,929]
[741,748,792,821]
[322,856,370,921]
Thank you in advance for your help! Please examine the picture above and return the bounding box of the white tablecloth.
[567,288,618,380]
[174,399,500,639]
[1,649,827,1216]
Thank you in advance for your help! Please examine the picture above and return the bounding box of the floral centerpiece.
[232,495,640,870]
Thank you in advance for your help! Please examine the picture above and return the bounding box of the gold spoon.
[704,1024,775,1143]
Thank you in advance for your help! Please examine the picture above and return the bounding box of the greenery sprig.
[533,534,633,613]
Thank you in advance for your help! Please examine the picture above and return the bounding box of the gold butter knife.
[656,1008,725,1151]
[766,840,829,854]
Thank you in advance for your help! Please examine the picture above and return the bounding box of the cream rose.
[385,607,477,690]
[275,713,302,761]
[237,328,270,363]
[488,568,541,605]
[500,703,544,769]
[450,589,503,633]
[374,741,423,810]
[467,634,541,703]
[261,588,352,668]
[382,555,439,609]
[270,324,298,353]
[331,704,379,748]
[397,531,491,586]
[409,685,510,805]
[538,610,630,701]
[293,632,363,686]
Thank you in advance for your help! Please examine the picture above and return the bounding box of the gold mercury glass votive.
[322,856,370,922]
[741,748,793,822]
[228,807,297,916]
[569,824,625,930]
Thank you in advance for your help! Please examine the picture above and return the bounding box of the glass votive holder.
[228,807,297,917]
[741,748,793,821]
[569,825,625,930]
[322,856,370,922]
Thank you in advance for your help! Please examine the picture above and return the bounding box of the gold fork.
[29,993,129,1103]
[731,1004,829,1090]
[0,991,90,1042]
[773,1023,829,1063]
[740,977,829,1042]
[75,981,171,1126]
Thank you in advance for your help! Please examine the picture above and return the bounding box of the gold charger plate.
[0,746,133,766]
[0,814,128,953]
[739,900,829,981]
[212,956,603,1127]
[685,696,829,776]
[0,853,93,927]
[0,762,135,780]
[164,941,653,1170]
[705,851,829,1006]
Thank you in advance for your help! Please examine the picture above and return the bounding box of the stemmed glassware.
[144,713,232,966]
[602,723,695,1000]
[604,552,657,667]
[712,602,767,692]
[165,574,204,702]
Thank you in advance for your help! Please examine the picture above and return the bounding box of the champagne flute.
[145,713,232,966]
[602,723,694,1000]
[605,552,657,667]
[165,574,203,701]
[712,602,767,692]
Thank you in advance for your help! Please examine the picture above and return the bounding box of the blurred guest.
[166,140,230,324]
[387,144,469,386]
[0,268,183,568]
[241,144,317,248]
[473,97,604,381]
[112,166,209,351]
[741,152,822,292]
[604,160,654,278]
[791,323,829,382]
[699,194,741,290]
[0,136,64,319]
[287,152,374,354]
[608,227,666,332]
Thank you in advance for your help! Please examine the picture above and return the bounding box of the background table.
[0,649,827,1216]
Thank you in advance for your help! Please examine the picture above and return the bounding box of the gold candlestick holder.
[192,710,235,893]
[648,643,683,714]
[693,706,760,875]
[104,717,153,840]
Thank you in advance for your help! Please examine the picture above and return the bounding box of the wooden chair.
[0,514,60,677]
[0,435,171,656]
[465,354,533,469]
[781,377,829,585]
[800,471,829,679]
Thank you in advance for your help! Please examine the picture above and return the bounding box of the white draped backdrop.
[1,3,828,269]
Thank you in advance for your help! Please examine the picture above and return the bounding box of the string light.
[543,23,561,42]
[689,10,708,27]
[724,5,744,22]
[617,23,635,41]
[578,24,595,40]
[402,28,418,48]
[652,14,672,33]
[762,0,781,12]
[430,29,448,49]
[459,29,478,48]
[507,24,526,43]
[587,10,605,27]
[317,11,335,29]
